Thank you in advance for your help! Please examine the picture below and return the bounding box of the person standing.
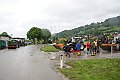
[91,41,96,56]
[86,41,90,54]
[63,44,71,57]
[70,48,74,58]
[94,40,98,54]
[75,41,81,56]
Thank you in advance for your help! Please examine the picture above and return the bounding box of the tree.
[27,27,42,44]
[41,29,51,42]
[0,32,10,37]
[52,35,58,42]
[1,32,8,36]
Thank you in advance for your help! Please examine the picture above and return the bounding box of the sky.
[0,0,120,38]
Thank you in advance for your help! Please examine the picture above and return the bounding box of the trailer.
[12,38,26,46]
[100,34,120,51]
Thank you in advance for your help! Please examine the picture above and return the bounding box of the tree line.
[27,27,51,44]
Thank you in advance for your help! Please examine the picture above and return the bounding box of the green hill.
[55,16,120,38]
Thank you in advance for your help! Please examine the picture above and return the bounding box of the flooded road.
[0,45,62,80]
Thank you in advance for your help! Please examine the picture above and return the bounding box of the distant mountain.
[55,16,120,38]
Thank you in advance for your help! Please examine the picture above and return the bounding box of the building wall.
[0,36,10,41]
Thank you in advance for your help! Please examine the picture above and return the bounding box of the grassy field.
[40,45,60,52]
[60,58,120,80]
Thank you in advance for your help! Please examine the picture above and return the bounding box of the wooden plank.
[101,44,117,46]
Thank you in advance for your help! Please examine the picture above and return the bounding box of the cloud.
[0,0,120,37]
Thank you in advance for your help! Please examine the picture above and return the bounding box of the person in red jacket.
[86,41,90,54]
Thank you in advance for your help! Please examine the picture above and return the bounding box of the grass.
[40,45,60,52]
[60,58,120,80]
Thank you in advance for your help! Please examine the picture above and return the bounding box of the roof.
[0,34,11,38]
[12,38,25,40]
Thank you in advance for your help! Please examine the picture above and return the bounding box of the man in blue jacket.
[75,41,81,56]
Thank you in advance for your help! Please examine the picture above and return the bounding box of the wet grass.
[60,58,120,80]
[40,45,60,52]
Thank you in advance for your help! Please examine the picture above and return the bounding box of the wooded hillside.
[55,16,120,38]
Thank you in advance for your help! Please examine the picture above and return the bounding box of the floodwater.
[0,45,63,80]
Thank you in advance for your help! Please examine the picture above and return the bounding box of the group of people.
[63,41,84,58]
[63,40,100,58]
[86,40,100,56]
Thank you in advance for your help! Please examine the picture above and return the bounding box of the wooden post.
[111,45,113,57]
[60,55,63,68]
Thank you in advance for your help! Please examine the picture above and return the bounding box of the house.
[0,35,11,48]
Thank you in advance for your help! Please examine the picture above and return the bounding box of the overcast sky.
[0,0,120,38]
